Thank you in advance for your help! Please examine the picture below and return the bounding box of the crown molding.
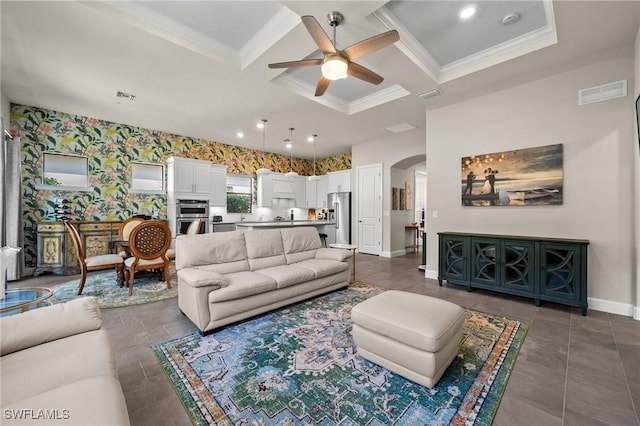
[240,7,300,70]
[348,85,410,115]
[373,0,557,84]
[80,1,240,69]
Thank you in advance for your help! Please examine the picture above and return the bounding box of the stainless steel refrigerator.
[326,192,351,245]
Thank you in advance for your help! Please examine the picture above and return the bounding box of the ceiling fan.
[268,11,399,97]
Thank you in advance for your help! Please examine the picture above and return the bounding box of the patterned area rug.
[152,285,527,425]
[53,266,177,308]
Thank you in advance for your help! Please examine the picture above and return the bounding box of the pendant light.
[284,127,299,178]
[256,119,271,175]
[308,134,320,181]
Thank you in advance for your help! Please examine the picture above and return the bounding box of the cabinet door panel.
[441,236,468,281]
[502,241,534,292]
[471,239,498,286]
[539,243,581,302]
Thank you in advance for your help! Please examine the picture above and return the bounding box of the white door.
[357,164,382,255]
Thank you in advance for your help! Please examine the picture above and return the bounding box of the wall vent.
[578,80,626,105]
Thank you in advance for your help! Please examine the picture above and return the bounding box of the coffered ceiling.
[1,1,638,158]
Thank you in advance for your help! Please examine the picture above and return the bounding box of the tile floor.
[10,252,640,425]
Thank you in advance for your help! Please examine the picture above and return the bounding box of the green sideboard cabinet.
[438,232,589,315]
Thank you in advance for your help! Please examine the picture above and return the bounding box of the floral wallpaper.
[11,104,351,266]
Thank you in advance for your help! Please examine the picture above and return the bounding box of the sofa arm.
[316,247,352,262]
[178,269,229,288]
[1,297,102,356]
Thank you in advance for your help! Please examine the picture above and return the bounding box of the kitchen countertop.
[235,220,335,228]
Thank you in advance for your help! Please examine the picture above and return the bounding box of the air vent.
[115,91,137,101]
[385,122,416,134]
[419,88,442,100]
[578,80,626,105]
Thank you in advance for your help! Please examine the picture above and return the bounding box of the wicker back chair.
[166,218,202,261]
[64,221,124,295]
[123,220,171,295]
[116,217,144,257]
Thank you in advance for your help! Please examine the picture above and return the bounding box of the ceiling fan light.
[321,56,348,80]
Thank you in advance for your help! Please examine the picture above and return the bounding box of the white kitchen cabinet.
[306,175,329,208]
[257,173,273,207]
[209,165,227,207]
[294,176,307,208]
[316,175,328,208]
[167,157,212,200]
[327,169,351,193]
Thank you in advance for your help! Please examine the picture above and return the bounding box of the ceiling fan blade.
[268,59,323,69]
[315,76,331,96]
[343,30,399,60]
[347,62,384,85]
[301,15,336,54]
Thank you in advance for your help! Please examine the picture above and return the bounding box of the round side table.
[1,287,53,317]
[329,243,357,283]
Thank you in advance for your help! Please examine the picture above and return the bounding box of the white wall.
[352,129,425,255]
[1,92,10,128]
[426,48,636,316]
[634,26,640,320]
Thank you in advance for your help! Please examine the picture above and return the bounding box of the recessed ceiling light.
[236,132,244,138]
[458,5,476,20]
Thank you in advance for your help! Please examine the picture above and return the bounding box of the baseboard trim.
[424,269,439,280]
[634,306,640,321]
[587,297,634,317]
[380,250,408,258]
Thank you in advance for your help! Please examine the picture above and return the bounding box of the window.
[131,162,164,193]
[226,174,252,213]
[42,152,88,188]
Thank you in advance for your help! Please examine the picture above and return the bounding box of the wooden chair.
[166,218,202,261]
[116,217,145,258]
[64,221,124,295]
[123,220,171,295]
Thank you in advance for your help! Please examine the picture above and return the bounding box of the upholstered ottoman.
[351,290,465,388]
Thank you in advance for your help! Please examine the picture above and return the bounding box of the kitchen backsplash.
[11,104,351,266]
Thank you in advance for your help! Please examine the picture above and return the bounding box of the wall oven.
[176,200,209,234]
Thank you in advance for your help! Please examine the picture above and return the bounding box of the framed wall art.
[392,188,399,210]
[461,143,563,207]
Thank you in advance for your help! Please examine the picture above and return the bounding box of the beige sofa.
[176,227,352,334]
[0,297,130,426]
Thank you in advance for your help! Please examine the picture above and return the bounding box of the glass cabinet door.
[539,243,581,302]
[502,241,534,293]
[441,236,468,281]
[471,238,499,286]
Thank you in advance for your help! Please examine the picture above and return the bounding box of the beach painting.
[461,144,563,206]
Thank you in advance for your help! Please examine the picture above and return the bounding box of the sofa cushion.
[176,231,247,270]
[293,258,348,279]
[208,271,277,303]
[178,268,229,288]
[245,229,287,271]
[281,227,323,252]
[1,297,102,356]
[1,376,130,426]
[255,265,316,289]
[0,329,117,406]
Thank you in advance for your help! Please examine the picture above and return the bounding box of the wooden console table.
[438,232,589,315]
[34,221,122,276]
